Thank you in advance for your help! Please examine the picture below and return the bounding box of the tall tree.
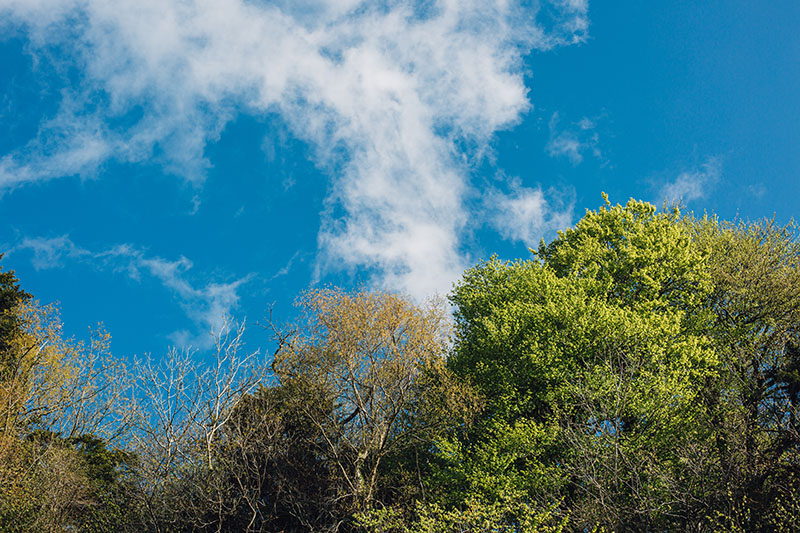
[0,254,31,376]
[270,288,472,530]
[445,198,719,530]
[0,256,138,532]
[693,217,800,530]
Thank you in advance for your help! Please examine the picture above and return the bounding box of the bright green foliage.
[538,195,711,313]
[357,497,566,533]
[438,199,800,530]
[431,417,562,508]
[444,198,720,530]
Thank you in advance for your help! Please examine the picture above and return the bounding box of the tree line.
[1,197,798,531]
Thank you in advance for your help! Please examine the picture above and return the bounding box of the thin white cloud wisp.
[11,236,250,348]
[545,112,603,166]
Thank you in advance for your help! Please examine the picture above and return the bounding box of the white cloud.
[0,0,589,299]
[0,108,116,189]
[545,112,602,165]
[11,236,249,348]
[488,182,574,246]
[14,235,91,269]
[658,157,721,205]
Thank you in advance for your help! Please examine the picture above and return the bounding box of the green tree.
[0,254,31,376]
[692,217,800,530]
[444,198,719,530]
[0,258,139,532]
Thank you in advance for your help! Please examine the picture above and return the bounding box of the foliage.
[445,198,720,530]
[690,216,800,530]
[0,257,138,531]
[356,497,566,533]
[0,253,31,369]
[2,197,799,531]
[267,288,476,529]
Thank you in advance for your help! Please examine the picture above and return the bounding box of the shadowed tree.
[269,288,474,530]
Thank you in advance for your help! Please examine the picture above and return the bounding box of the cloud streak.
[11,235,250,348]
[0,0,589,298]
[657,157,722,205]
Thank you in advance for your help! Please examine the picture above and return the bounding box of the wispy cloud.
[15,235,91,269]
[270,250,302,281]
[657,157,722,205]
[487,182,574,246]
[0,0,589,299]
[11,236,250,348]
[545,112,603,165]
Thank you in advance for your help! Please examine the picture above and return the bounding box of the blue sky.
[1,1,798,359]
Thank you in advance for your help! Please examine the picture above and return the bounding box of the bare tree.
[129,317,266,531]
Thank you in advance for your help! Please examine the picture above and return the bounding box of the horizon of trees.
[1,197,799,531]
